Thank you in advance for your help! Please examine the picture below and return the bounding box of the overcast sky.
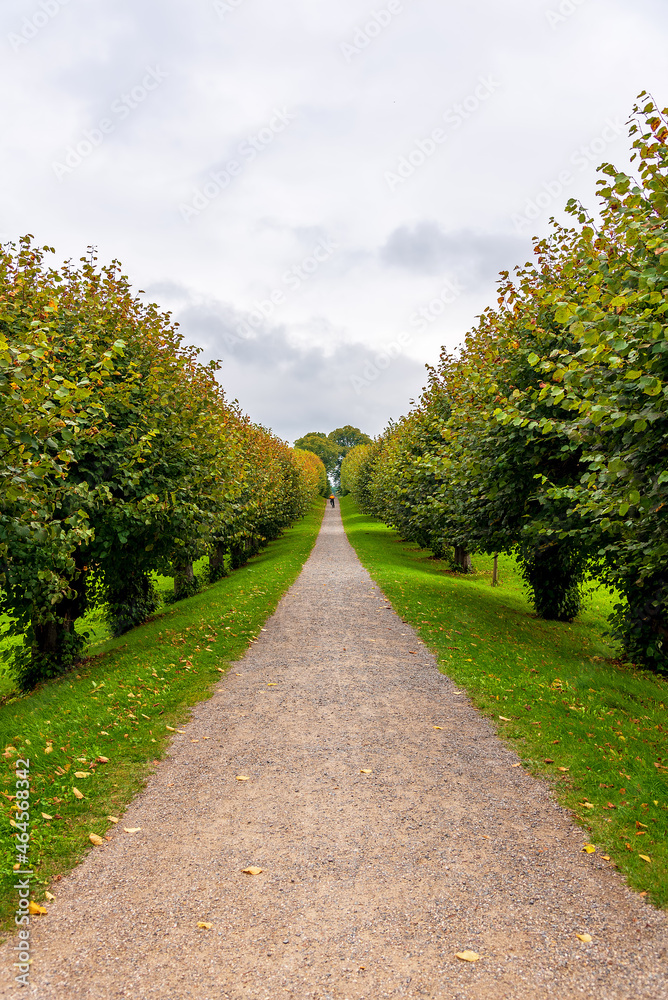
[2,0,667,443]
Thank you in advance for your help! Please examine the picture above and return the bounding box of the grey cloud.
[174,297,427,442]
[379,222,532,286]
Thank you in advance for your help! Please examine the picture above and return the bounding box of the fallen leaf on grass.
[97,756,109,764]
[72,788,84,800]
[107,816,119,823]
[41,813,53,820]
[558,767,570,772]
[242,866,263,875]
[89,834,105,846]
[2,746,17,758]
[44,746,53,755]
[165,726,175,731]
[236,776,250,782]
[583,844,596,854]
[639,854,652,863]
[576,934,592,943]
[499,716,511,722]
[124,827,142,833]
[197,922,213,929]
[44,892,55,902]
[74,772,90,779]
[28,902,47,915]
[455,951,480,962]
[544,759,555,764]
[360,769,373,774]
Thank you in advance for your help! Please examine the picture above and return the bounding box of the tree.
[293,432,339,477]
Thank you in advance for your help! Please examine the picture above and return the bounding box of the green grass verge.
[0,502,324,936]
[340,496,668,908]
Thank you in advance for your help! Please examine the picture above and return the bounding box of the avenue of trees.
[341,96,668,673]
[0,239,327,689]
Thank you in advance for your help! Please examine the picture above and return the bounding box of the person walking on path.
[329,493,335,507]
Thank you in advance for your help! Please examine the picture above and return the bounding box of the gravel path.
[1,504,666,999]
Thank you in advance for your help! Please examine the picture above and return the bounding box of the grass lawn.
[0,502,324,936]
[340,495,668,909]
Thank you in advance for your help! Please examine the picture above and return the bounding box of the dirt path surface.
[1,505,667,999]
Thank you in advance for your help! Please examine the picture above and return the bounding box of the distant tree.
[328,426,372,487]
[293,432,339,476]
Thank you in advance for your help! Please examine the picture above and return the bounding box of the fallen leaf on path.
[455,951,480,962]
[409,651,417,655]
[28,902,47,915]
[602,855,611,861]
[583,844,596,854]
[511,763,522,768]
[107,816,119,823]
[41,813,53,820]
[44,892,55,902]
[89,834,104,846]
[236,775,250,781]
[72,787,84,800]
[360,769,373,774]
[433,726,443,730]
[639,854,652,863]
[242,866,263,875]
[197,922,213,929]
[124,827,142,833]
[576,934,592,943]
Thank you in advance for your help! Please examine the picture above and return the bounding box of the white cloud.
[1,0,667,436]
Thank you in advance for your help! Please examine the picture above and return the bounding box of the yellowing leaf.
[97,756,109,763]
[242,866,263,875]
[455,950,480,962]
[236,775,250,781]
[44,746,53,754]
[89,833,105,846]
[511,763,522,767]
[602,855,611,861]
[583,844,596,854]
[28,902,47,915]
[74,771,90,779]
[72,787,84,800]
[433,726,443,729]
[41,812,53,820]
[558,767,569,772]
[124,827,141,833]
[165,726,175,731]
[639,854,651,863]
[360,769,373,774]
[44,891,55,902]
[197,922,213,929]
[499,716,511,721]
[575,934,592,943]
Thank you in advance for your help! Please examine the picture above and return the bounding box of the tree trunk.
[454,546,472,573]
[209,543,229,581]
[174,562,195,598]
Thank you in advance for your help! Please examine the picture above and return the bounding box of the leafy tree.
[293,432,339,476]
